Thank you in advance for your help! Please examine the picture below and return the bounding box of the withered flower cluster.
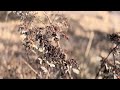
[96,33,120,79]
[13,11,79,79]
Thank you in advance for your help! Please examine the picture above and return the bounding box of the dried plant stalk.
[96,32,120,79]
[12,11,80,79]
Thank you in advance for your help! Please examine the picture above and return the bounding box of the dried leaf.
[72,68,80,75]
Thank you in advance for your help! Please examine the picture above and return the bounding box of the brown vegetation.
[0,11,120,79]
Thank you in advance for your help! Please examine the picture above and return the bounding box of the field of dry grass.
[0,11,120,79]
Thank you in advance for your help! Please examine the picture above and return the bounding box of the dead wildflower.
[96,32,120,79]
[12,11,79,79]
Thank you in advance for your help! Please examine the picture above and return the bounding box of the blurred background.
[0,11,120,79]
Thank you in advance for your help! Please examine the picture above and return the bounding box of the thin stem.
[23,48,41,78]
[43,11,52,25]
[85,31,94,57]
[95,44,119,79]
[51,11,59,24]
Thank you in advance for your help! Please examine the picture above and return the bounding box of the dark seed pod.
[54,37,59,42]
[35,59,40,64]
[69,59,78,68]
[44,53,51,59]
[43,35,47,40]
[52,32,57,37]
[35,33,43,41]
[24,31,31,35]
[39,27,44,30]
[107,33,120,44]
[46,45,51,52]
[39,39,43,47]
[44,44,48,51]
[59,53,66,60]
